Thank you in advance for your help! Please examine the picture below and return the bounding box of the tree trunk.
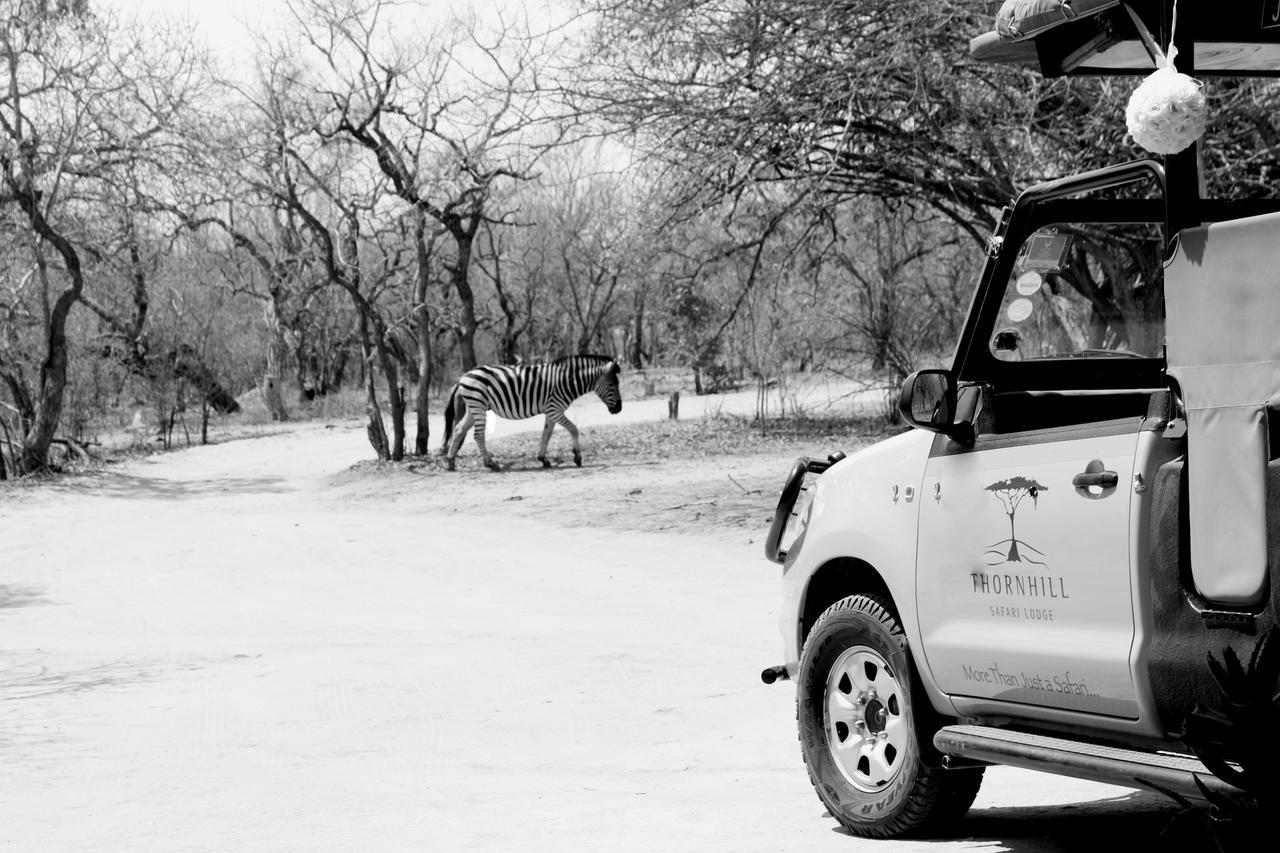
[261,373,286,421]
[343,263,397,461]
[330,347,349,393]
[413,214,433,456]
[17,230,82,474]
[630,290,646,369]
[414,351,431,455]
[360,305,406,462]
[375,338,406,462]
[450,229,479,370]
[262,300,290,420]
[295,353,314,402]
[356,312,390,461]
[0,414,13,479]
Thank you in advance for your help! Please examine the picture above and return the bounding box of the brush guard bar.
[764,453,844,564]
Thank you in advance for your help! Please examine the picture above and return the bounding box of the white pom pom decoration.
[1125,63,1207,155]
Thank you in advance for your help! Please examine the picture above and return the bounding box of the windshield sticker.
[1020,232,1072,272]
[1006,298,1033,323]
[1015,271,1043,296]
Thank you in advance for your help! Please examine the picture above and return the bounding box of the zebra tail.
[441,384,458,453]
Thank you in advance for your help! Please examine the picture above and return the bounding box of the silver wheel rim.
[824,645,911,793]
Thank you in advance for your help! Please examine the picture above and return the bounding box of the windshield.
[989,221,1164,362]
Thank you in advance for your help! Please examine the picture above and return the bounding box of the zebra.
[441,354,623,471]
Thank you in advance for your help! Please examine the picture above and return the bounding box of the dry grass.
[327,413,903,540]
[487,412,904,464]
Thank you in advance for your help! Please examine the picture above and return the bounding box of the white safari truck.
[761,2,1280,839]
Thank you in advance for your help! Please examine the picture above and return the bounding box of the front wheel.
[797,594,982,838]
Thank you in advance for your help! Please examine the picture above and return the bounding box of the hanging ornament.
[1124,3,1206,155]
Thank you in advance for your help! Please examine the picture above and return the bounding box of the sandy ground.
[0,392,1193,853]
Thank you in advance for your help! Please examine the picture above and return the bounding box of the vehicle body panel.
[916,424,1141,719]
[779,430,932,671]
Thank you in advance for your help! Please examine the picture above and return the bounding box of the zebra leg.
[445,410,476,471]
[555,412,582,466]
[537,415,557,468]
[472,412,500,471]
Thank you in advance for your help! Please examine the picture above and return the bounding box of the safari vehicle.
[760,1,1280,839]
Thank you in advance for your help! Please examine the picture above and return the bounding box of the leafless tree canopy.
[3,0,1280,472]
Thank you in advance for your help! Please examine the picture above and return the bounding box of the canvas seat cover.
[1164,213,1280,606]
[994,0,1120,43]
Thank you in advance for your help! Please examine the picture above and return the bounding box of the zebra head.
[595,360,623,414]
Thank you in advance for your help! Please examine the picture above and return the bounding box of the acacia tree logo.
[985,476,1049,566]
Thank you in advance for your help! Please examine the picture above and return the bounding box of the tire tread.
[796,592,984,839]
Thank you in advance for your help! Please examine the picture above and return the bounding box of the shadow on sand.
[410,457,664,475]
[834,790,1211,851]
[0,583,48,610]
[38,471,294,501]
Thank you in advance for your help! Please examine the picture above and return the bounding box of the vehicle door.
[915,208,1166,720]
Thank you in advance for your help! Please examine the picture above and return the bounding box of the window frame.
[954,196,1168,394]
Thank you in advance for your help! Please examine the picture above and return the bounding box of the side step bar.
[933,724,1241,803]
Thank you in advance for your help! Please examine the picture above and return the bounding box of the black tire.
[797,593,983,838]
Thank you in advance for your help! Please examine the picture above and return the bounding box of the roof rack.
[971,1,1280,77]
[968,1,1280,237]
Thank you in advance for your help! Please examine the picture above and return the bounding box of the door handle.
[1072,470,1118,488]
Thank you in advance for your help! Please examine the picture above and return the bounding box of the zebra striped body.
[442,355,622,470]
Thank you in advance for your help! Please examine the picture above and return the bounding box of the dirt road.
[0,418,1189,852]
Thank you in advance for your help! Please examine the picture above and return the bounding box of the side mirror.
[898,369,956,433]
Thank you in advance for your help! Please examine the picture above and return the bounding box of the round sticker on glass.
[1015,271,1043,296]
[1007,298,1034,323]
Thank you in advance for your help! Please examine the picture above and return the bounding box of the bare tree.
[277,147,409,461]
[78,152,244,421]
[291,0,562,374]
[549,175,629,355]
[574,0,1042,246]
[576,1,1280,253]
[408,208,443,454]
[474,220,535,366]
[166,73,362,420]
[0,3,229,472]
[816,202,974,382]
[185,38,411,460]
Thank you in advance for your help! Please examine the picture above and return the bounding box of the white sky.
[107,0,289,47]
[99,0,571,83]
[102,2,560,46]
[95,0,297,78]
